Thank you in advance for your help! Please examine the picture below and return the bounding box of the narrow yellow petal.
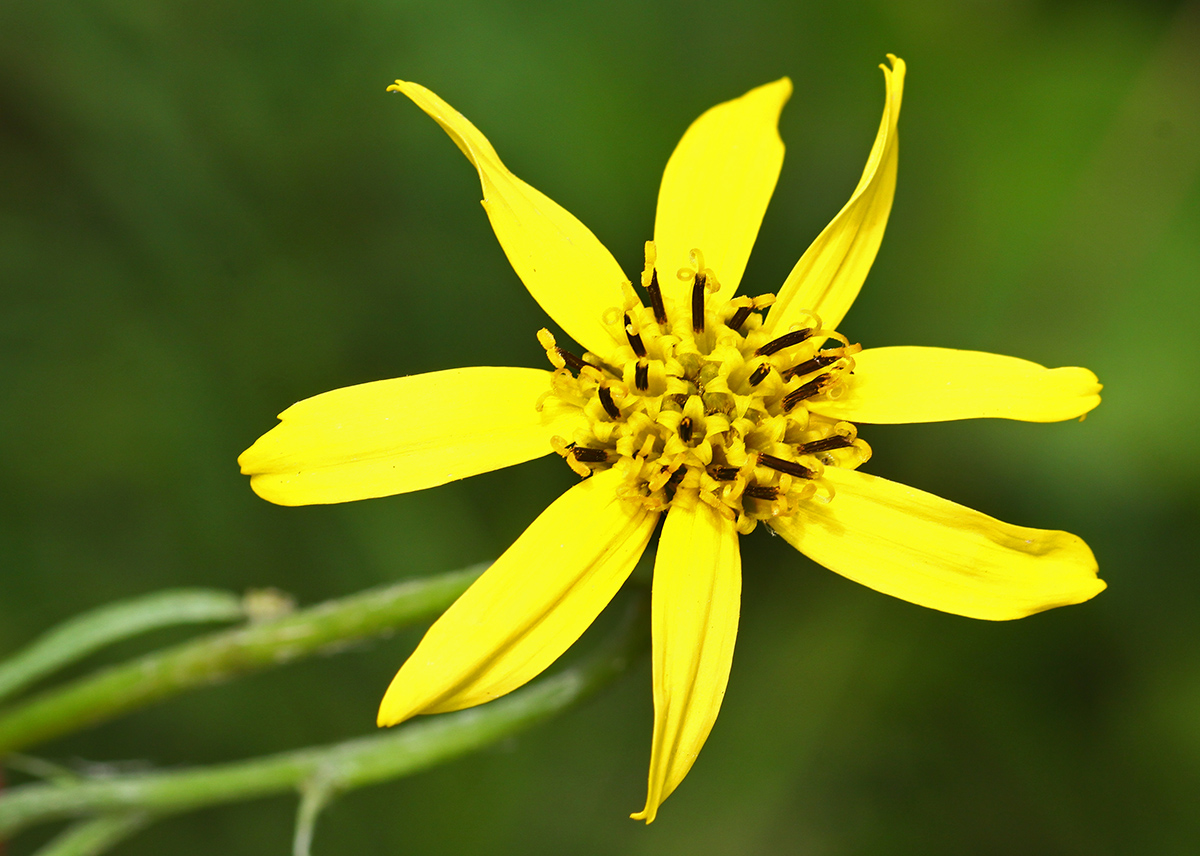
[766,55,905,335]
[770,468,1105,621]
[238,367,585,506]
[632,500,741,824]
[389,80,626,357]
[810,346,1102,423]
[378,468,658,724]
[653,78,791,315]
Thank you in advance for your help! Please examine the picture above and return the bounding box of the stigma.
[539,243,871,533]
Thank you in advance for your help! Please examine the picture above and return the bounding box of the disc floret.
[540,244,872,534]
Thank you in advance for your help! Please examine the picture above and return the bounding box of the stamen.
[758,454,814,479]
[620,280,644,310]
[679,416,693,442]
[663,467,686,502]
[553,437,592,478]
[646,269,667,325]
[796,435,854,455]
[557,347,588,374]
[782,376,832,411]
[634,361,649,391]
[727,305,753,331]
[600,359,624,378]
[780,352,841,382]
[679,248,708,281]
[540,244,867,521]
[744,484,779,500]
[624,314,647,357]
[756,328,814,357]
[599,386,620,419]
[571,447,608,463]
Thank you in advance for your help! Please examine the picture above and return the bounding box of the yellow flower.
[238,56,1105,823]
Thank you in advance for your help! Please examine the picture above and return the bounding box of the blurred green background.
[2,0,1199,853]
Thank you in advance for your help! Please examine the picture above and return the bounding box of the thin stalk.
[0,596,647,839]
[30,814,149,856]
[0,590,247,704]
[0,565,486,756]
[292,777,333,856]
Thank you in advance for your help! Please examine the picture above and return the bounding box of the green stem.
[0,565,486,756]
[292,777,334,856]
[30,814,149,856]
[0,597,646,839]
[0,589,247,705]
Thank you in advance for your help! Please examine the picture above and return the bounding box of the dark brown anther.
[599,386,620,419]
[691,273,707,333]
[726,305,753,331]
[663,467,687,502]
[598,358,624,378]
[758,453,814,479]
[710,466,740,481]
[781,353,841,382]
[634,361,650,391]
[679,416,693,442]
[556,347,587,374]
[624,314,647,357]
[744,483,779,500]
[571,447,608,463]
[782,377,831,411]
[756,328,814,357]
[797,435,854,455]
[646,269,667,325]
[748,363,771,387]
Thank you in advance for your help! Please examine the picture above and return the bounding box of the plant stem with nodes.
[0,594,648,845]
[0,565,487,756]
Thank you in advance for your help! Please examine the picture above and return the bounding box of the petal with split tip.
[770,467,1105,621]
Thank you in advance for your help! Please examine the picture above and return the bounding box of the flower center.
[538,244,871,534]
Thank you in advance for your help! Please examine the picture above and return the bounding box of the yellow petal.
[653,78,791,315]
[239,367,585,506]
[378,467,657,724]
[632,500,741,824]
[770,468,1105,621]
[766,55,905,335]
[809,346,1102,423]
[389,80,626,357]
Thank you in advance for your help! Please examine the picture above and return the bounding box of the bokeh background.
[3,0,1199,853]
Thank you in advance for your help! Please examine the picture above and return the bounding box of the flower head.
[238,56,1105,823]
